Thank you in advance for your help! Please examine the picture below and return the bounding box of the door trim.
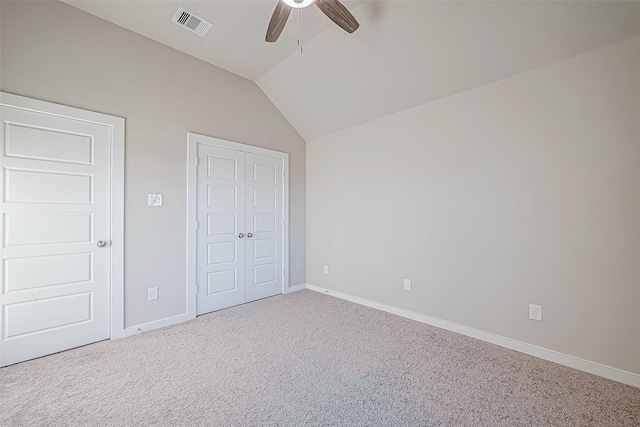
[0,92,125,340]
[187,132,289,314]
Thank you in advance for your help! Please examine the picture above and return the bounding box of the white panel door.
[196,145,246,314]
[0,105,111,366]
[195,143,285,315]
[245,153,283,303]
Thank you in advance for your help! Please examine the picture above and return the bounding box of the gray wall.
[307,36,640,375]
[0,1,306,327]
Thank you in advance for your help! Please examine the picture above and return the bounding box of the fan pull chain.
[298,7,303,54]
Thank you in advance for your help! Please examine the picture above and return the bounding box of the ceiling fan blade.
[266,1,292,42]
[315,0,359,34]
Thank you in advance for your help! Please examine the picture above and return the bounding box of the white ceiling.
[63,0,363,81]
[63,1,640,141]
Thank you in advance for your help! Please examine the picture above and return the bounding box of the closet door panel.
[196,145,246,314]
[245,153,283,303]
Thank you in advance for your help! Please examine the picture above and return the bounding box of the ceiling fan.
[266,0,360,43]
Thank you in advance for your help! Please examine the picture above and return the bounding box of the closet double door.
[196,144,284,315]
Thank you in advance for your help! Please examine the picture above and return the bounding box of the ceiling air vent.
[171,7,213,37]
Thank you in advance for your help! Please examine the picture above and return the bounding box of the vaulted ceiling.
[63,1,640,141]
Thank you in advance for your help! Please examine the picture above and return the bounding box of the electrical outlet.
[148,287,158,301]
[323,265,329,275]
[529,304,542,321]
[404,279,411,291]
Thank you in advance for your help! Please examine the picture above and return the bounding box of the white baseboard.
[284,283,307,293]
[112,312,194,339]
[112,285,308,339]
[306,284,639,388]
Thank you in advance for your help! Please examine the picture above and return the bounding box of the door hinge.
[195,157,199,166]
[195,220,199,230]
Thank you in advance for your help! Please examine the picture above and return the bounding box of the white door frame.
[186,132,289,313]
[0,92,126,340]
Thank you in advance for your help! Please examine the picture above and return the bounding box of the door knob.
[238,233,245,238]
[97,240,108,247]
[247,233,253,238]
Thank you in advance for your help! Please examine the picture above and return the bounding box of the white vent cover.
[171,7,213,37]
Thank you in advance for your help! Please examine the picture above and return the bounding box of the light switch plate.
[148,287,158,301]
[148,194,163,206]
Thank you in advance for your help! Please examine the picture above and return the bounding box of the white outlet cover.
[148,194,163,206]
[529,304,543,321]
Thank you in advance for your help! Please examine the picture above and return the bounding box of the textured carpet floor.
[1,290,638,426]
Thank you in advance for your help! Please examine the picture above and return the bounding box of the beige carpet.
[1,290,638,426]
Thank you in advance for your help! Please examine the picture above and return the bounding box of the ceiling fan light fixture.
[266,0,359,43]
[281,0,316,9]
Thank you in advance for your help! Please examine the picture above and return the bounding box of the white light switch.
[148,287,158,301]
[148,194,163,206]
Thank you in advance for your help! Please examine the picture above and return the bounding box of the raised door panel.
[4,253,92,292]
[4,122,93,165]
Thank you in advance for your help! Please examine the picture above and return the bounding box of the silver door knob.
[247,233,253,238]
[97,240,108,247]
[238,233,244,238]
